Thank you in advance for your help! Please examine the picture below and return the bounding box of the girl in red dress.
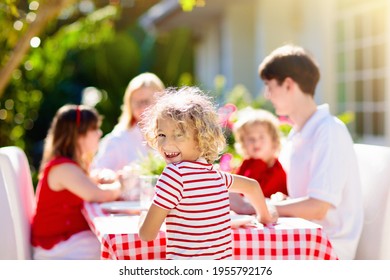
[31,104,121,259]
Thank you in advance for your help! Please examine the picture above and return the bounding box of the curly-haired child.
[229,107,288,215]
[138,86,277,260]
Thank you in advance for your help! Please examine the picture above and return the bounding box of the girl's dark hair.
[40,104,101,174]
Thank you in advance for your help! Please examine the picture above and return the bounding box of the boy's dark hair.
[258,44,320,96]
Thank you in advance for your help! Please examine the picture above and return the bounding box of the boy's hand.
[270,192,287,202]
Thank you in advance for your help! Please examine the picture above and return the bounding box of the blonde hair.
[233,107,281,158]
[140,86,226,164]
[118,72,165,129]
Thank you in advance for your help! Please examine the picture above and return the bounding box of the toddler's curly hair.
[140,86,226,164]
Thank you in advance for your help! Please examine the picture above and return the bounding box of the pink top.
[31,157,90,249]
[153,158,233,260]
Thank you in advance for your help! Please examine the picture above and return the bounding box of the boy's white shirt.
[279,104,363,260]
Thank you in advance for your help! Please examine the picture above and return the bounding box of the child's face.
[241,123,277,163]
[156,118,201,164]
[78,127,102,157]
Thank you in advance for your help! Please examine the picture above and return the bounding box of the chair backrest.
[0,146,35,259]
[354,143,390,259]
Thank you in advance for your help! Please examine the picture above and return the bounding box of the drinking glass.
[139,175,159,208]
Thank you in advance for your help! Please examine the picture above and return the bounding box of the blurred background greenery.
[1,1,351,186]
[0,1,198,182]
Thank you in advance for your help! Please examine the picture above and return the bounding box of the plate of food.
[230,214,255,228]
[100,201,146,215]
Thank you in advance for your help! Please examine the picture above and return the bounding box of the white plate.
[100,201,146,214]
[230,214,255,228]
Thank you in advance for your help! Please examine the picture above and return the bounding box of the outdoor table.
[82,202,338,260]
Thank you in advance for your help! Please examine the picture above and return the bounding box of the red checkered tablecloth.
[82,202,338,260]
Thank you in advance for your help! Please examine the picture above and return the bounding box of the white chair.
[0,146,35,259]
[354,143,390,259]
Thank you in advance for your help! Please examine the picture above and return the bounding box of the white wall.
[194,1,257,95]
[255,0,336,109]
[193,0,390,145]
[223,3,256,93]
[216,2,256,95]
[255,0,305,99]
[195,22,221,90]
[298,0,336,111]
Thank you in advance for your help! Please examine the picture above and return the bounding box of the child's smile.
[156,118,201,164]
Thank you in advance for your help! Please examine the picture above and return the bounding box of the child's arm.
[49,163,121,202]
[229,174,278,224]
[138,204,170,241]
[229,193,255,215]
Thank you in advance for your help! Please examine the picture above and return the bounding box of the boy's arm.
[272,197,331,220]
[138,204,170,241]
[229,174,278,224]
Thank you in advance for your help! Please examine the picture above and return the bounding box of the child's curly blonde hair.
[140,86,226,164]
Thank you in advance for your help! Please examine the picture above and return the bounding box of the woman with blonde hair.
[92,72,165,171]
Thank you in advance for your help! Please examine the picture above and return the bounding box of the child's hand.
[258,204,278,225]
[91,168,118,184]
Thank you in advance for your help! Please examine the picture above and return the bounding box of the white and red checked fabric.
[232,227,337,260]
[82,202,338,260]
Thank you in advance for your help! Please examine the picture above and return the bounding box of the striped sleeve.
[153,164,184,210]
[217,171,234,189]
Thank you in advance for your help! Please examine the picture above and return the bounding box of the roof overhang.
[139,0,226,34]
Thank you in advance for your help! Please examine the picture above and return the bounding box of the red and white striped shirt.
[153,158,233,260]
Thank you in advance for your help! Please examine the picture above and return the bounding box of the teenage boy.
[258,44,363,260]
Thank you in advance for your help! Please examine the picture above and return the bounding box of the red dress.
[235,158,287,198]
[31,157,90,249]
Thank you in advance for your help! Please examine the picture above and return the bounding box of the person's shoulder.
[164,160,213,176]
[321,113,351,137]
[47,156,77,168]
[162,162,181,173]
[311,111,354,149]
[272,158,286,172]
[315,104,346,128]
[239,158,268,170]
[99,127,130,145]
[48,159,81,177]
[311,106,349,135]
[106,126,129,138]
[164,161,192,173]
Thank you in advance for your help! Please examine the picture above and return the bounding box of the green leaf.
[179,0,196,12]
[337,111,355,125]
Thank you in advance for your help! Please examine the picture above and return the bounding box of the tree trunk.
[0,0,77,98]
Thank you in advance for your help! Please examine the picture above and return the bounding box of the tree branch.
[0,0,77,98]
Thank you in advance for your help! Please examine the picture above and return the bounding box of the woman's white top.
[279,104,363,260]
[92,125,150,172]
